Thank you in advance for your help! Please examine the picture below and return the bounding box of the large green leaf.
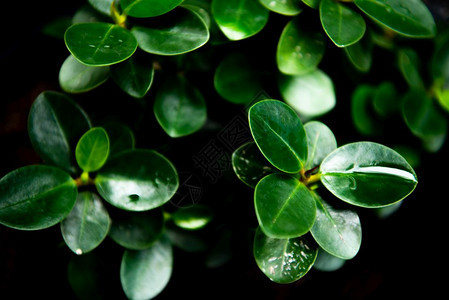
[120,0,183,18]
[211,0,269,41]
[75,127,110,173]
[132,7,209,56]
[0,165,77,230]
[28,91,91,174]
[61,191,111,255]
[248,100,308,173]
[279,69,336,118]
[172,205,213,230]
[320,0,366,47]
[320,142,418,208]
[254,173,316,238]
[95,149,179,211]
[304,121,337,170]
[253,227,318,283]
[354,0,436,38]
[154,76,207,138]
[111,56,154,98]
[277,18,326,75]
[259,0,302,16]
[120,236,173,300]
[65,22,138,66]
[310,193,361,259]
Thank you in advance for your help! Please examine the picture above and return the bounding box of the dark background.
[1,1,448,299]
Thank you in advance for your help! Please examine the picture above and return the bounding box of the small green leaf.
[102,122,135,157]
[343,33,373,73]
[253,227,318,283]
[249,100,308,173]
[73,4,109,24]
[431,35,449,83]
[154,76,207,138]
[255,173,316,238]
[302,0,321,9]
[132,7,209,56]
[320,0,366,47]
[277,17,326,75]
[354,0,436,38]
[61,191,111,255]
[88,0,114,15]
[320,142,418,208]
[372,81,399,117]
[95,149,179,211]
[304,121,337,170]
[28,91,91,174]
[351,84,381,136]
[0,165,77,230]
[65,22,138,66]
[212,0,269,41]
[172,205,213,230]
[313,248,346,272]
[111,56,154,98]
[120,0,183,18]
[120,236,173,300]
[397,48,425,90]
[259,0,303,16]
[76,127,110,173]
[279,69,336,118]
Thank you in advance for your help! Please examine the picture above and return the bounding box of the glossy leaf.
[120,236,173,300]
[65,22,138,66]
[310,193,361,259]
[109,209,164,250]
[253,227,318,283]
[232,141,273,188]
[320,142,418,208]
[61,191,111,255]
[279,69,336,118]
[211,0,269,41]
[304,121,337,170]
[102,122,135,157]
[320,0,366,47]
[120,0,183,18]
[277,18,325,75]
[398,48,425,89]
[248,99,308,173]
[259,0,302,16]
[95,149,179,211]
[255,173,316,238]
[172,205,213,230]
[313,248,346,272]
[354,0,436,38]
[351,85,380,136]
[88,0,114,15]
[154,76,207,138]
[28,91,91,174]
[0,165,77,230]
[132,7,209,56]
[302,0,320,9]
[75,127,110,173]
[111,56,154,98]
[343,33,373,72]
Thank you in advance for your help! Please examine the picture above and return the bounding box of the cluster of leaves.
[232,99,418,283]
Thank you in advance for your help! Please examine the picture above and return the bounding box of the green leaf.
[302,0,321,9]
[88,0,114,15]
[255,173,316,238]
[61,191,111,255]
[111,56,154,98]
[313,248,346,272]
[166,226,208,253]
[320,0,366,47]
[435,86,449,113]
[28,91,91,174]
[354,0,436,38]
[351,84,381,136]
[372,81,399,117]
[76,127,110,173]
[120,0,183,18]
[310,193,361,259]
[120,236,173,300]
[320,142,418,208]
[73,4,109,24]
[68,253,105,300]
[277,17,326,75]
[304,121,337,170]
[279,69,336,118]
[154,75,207,138]
[431,35,449,83]
[65,22,138,66]
[232,141,274,188]
[397,48,425,90]
[109,209,164,250]
[259,0,303,16]
[249,100,308,173]
[212,0,269,41]
[95,149,179,211]
[131,7,209,56]
[253,227,318,283]
[0,165,77,230]
[214,53,264,104]
[172,205,213,230]
[102,122,135,157]
[343,33,373,72]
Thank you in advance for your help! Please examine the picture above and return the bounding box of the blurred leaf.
[398,48,425,89]
[42,17,72,39]
[120,0,183,18]
[302,0,321,9]
[313,248,346,272]
[351,84,381,136]
[111,55,154,98]
[172,205,213,230]
[102,122,135,157]
[88,0,114,15]
[343,30,373,72]
[372,81,399,117]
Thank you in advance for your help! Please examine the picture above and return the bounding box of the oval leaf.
[255,173,316,238]
[120,0,183,18]
[320,142,418,208]
[65,22,138,66]
[249,100,308,173]
[313,248,346,272]
[351,84,382,136]
[95,149,179,211]
[344,33,373,73]
[61,191,111,255]
[302,0,321,9]
[253,227,318,283]
[304,121,337,170]
[0,165,77,230]
[111,56,154,98]
[120,236,173,300]
[102,122,135,157]
[172,205,213,230]
[88,0,114,15]
[76,127,110,173]
[259,0,302,16]
[397,48,425,90]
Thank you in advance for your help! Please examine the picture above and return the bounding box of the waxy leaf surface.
[304,121,337,170]
[259,0,302,16]
[75,127,110,173]
[111,56,154,98]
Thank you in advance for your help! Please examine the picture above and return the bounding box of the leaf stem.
[75,172,95,187]
[111,1,127,28]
